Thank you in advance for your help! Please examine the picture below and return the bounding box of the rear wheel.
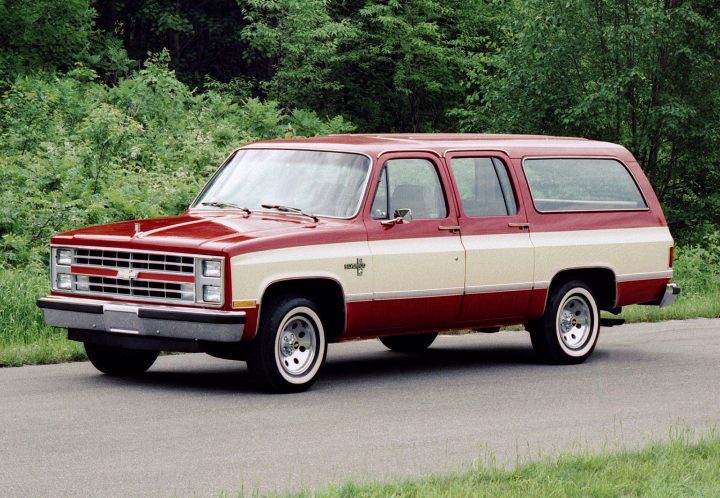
[247,296,327,393]
[529,281,600,364]
[84,343,158,375]
[379,332,438,353]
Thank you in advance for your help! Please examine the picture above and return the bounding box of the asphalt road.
[1,319,719,497]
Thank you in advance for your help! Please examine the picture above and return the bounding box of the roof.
[240,133,631,160]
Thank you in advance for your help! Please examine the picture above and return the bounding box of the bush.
[0,55,354,268]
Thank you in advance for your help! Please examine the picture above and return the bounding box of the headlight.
[76,275,89,291]
[57,248,72,266]
[57,274,73,290]
[202,259,222,278]
[203,285,222,303]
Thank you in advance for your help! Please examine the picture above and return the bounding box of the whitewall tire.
[529,281,600,364]
[247,297,327,393]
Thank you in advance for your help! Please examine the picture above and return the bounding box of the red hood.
[51,211,366,256]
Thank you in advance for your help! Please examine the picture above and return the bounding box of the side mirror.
[394,208,412,223]
[380,208,412,226]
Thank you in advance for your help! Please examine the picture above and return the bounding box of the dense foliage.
[458,0,720,239]
[0,0,719,270]
[0,54,352,267]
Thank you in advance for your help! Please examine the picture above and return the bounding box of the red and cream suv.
[38,134,680,392]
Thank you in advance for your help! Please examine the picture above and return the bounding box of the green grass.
[275,433,720,498]
[1,246,718,367]
[0,265,86,366]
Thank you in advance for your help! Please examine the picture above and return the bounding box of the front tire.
[379,332,438,353]
[529,281,600,364]
[84,343,158,375]
[247,296,327,393]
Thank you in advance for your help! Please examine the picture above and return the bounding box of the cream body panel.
[368,236,465,298]
[230,241,372,302]
[531,227,673,287]
[229,227,673,304]
[461,233,535,293]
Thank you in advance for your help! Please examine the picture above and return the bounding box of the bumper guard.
[659,283,681,308]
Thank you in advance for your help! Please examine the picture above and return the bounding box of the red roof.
[241,133,630,160]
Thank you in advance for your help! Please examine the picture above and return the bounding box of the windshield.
[192,149,372,218]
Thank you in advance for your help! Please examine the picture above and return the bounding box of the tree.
[457,0,720,241]
[0,0,94,83]
[93,0,254,86]
[240,0,351,111]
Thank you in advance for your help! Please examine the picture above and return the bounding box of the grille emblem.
[117,269,140,280]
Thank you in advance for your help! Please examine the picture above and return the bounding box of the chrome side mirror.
[380,208,412,226]
[395,208,412,222]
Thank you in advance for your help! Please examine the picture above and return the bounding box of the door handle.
[438,225,461,233]
[508,222,530,230]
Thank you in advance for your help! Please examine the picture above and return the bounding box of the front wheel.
[247,296,327,393]
[528,281,600,364]
[379,332,438,353]
[84,342,158,375]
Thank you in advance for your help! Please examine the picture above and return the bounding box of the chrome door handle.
[508,222,530,229]
[438,225,461,233]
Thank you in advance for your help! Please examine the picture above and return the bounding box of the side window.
[523,158,647,212]
[371,158,448,220]
[450,157,518,216]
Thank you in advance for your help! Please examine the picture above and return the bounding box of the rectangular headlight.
[76,275,89,291]
[202,259,222,278]
[203,285,222,303]
[57,248,72,266]
[57,273,73,290]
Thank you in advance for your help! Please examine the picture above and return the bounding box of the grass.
[275,433,720,498]
[0,265,86,366]
[1,246,718,367]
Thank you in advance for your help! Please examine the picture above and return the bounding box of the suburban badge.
[344,258,366,276]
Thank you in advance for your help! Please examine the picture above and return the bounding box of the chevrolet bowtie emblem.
[117,268,139,280]
[344,258,366,276]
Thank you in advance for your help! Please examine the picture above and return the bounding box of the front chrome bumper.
[37,296,245,343]
[659,283,681,308]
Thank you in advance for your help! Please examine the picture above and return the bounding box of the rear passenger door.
[446,151,535,323]
[365,153,465,331]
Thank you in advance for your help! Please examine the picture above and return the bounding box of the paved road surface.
[1,319,719,497]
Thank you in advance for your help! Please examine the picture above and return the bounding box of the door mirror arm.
[380,208,412,226]
[380,217,405,226]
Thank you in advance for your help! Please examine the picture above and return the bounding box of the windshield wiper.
[200,201,251,216]
[260,204,319,222]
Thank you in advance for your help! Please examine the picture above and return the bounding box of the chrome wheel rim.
[276,315,317,376]
[557,296,592,350]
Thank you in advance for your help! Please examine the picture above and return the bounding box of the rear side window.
[523,158,647,212]
[450,157,518,216]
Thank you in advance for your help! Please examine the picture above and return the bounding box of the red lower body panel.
[616,278,669,307]
[457,289,534,323]
[248,278,670,342]
[368,295,463,333]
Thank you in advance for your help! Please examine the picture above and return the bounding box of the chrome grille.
[87,276,186,300]
[52,246,225,307]
[73,249,194,274]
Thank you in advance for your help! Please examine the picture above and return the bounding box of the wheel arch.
[545,267,617,312]
[259,277,346,341]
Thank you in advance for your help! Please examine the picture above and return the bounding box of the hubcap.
[277,315,316,376]
[558,296,592,350]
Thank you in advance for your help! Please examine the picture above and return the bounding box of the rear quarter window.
[523,158,647,212]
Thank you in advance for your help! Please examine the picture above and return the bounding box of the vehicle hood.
[51,211,362,255]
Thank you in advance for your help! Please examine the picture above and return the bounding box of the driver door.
[364,153,465,332]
